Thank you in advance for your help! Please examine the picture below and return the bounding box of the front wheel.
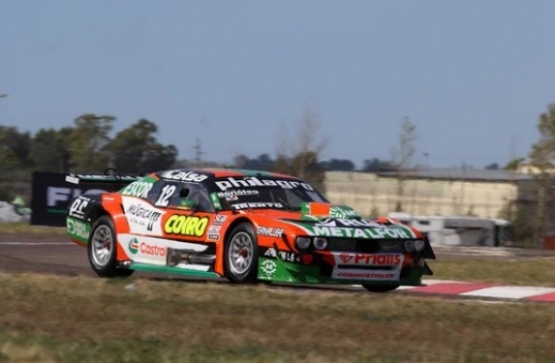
[87,215,134,278]
[362,284,399,293]
[224,222,259,283]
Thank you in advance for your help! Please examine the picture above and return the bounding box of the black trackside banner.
[30,172,121,226]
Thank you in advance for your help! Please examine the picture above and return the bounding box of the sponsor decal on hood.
[281,217,417,239]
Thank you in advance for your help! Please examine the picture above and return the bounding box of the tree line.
[2,111,518,181]
[1,109,518,201]
[0,114,178,177]
[0,111,390,199]
[0,112,402,187]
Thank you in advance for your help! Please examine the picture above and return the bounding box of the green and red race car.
[65,168,435,292]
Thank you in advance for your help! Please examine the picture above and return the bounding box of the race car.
[65,168,436,292]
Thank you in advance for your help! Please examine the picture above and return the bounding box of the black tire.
[87,215,134,278]
[362,284,400,293]
[224,222,259,283]
[114,269,135,277]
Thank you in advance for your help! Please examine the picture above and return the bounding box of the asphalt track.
[2,233,555,302]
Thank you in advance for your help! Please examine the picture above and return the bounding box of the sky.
[2,1,555,170]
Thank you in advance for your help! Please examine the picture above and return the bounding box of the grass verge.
[428,257,555,287]
[1,273,555,363]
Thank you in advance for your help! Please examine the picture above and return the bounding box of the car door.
[150,182,216,243]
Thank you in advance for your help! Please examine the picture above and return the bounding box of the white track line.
[460,286,555,299]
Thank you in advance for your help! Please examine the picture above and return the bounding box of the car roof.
[153,168,299,180]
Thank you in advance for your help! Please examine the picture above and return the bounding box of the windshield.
[213,176,329,211]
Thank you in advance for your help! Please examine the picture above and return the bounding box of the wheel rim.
[90,225,113,267]
[228,231,254,275]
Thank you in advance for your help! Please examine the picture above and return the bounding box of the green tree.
[0,126,31,166]
[67,114,115,172]
[0,129,21,199]
[528,103,555,248]
[29,127,73,172]
[233,153,274,171]
[362,157,395,172]
[108,118,177,174]
[0,126,31,184]
[485,163,499,170]
[57,126,74,172]
[503,157,525,170]
[0,147,19,170]
[319,158,355,171]
[498,201,534,248]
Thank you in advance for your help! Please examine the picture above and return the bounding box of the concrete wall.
[323,171,518,219]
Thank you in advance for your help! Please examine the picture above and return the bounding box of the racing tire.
[362,284,400,293]
[114,269,135,277]
[224,222,259,283]
[87,215,134,278]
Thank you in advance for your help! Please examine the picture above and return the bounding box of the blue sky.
[1,1,555,169]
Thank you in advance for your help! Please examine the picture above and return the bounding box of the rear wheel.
[87,215,134,278]
[362,284,400,293]
[224,222,258,283]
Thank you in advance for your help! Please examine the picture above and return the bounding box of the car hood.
[240,202,423,240]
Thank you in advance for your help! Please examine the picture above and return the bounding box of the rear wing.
[65,169,144,192]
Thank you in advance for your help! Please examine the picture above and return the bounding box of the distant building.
[323,168,554,248]
[324,169,532,219]
[376,168,533,183]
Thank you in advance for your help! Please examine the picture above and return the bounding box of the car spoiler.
[65,169,144,191]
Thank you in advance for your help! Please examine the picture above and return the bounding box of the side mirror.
[209,192,222,211]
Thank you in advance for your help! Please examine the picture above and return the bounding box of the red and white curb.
[394,279,555,302]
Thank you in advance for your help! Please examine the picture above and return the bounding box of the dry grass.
[0,222,66,235]
[0,273,555,363]
[428,257,555,287]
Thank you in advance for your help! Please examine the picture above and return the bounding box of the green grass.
[0,222,66,234]
[428,257,555,287]
[1,273,555,363]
